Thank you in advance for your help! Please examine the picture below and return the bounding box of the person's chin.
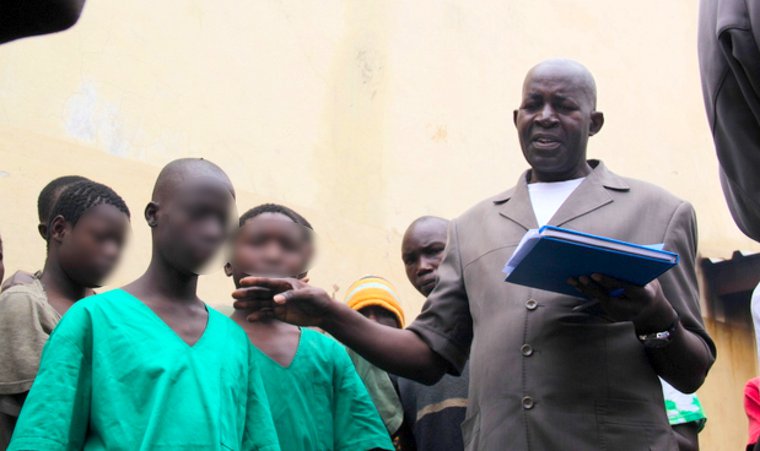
[418,281,436,297]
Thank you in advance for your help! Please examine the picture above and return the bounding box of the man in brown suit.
[234,59,716,451]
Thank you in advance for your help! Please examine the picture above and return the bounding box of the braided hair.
[239,203,313,231]
[47,180,130,240]
[37,175,89,223]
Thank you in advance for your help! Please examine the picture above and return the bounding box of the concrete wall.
[0,1,756,449]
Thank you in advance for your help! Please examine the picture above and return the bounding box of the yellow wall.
[0,1,757,449]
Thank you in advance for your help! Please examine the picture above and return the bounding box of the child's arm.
[7,306,92,451]
[333,346,395,451]
[242,347,280,451]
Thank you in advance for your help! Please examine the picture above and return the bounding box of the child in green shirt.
[228,203,393,451]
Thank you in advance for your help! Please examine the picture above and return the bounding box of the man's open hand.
[232,276,335,327]
[568,274,677,333]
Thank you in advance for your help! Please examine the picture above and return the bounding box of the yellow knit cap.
[345,275,405,328]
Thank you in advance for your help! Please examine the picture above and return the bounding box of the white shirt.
[527,177,585,227]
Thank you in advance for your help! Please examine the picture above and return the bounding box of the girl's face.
[227,213,312,285]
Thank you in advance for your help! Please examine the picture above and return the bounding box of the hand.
[232,276,335,327]
[567,274,677,334]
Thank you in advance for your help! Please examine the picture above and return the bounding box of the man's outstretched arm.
[233,278,449,385]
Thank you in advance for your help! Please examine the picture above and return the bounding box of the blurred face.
[402,220,448,297]
[152,177,235,275]
[513,66,603,182]
[225,213,311,287]
[55,204,130,288]
[358,306,401,329]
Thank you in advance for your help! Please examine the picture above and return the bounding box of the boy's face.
[154,177,235,274]
[56,204,130,288]
[358,306,401,329]
[402,220,448,297]
[225,213,311,286]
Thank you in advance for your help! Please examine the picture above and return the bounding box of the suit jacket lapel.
[550,160,630,227]
[495,171,538,231]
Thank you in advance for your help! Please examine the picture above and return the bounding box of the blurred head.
[225,203,314,287]
[401,216,449,297]
[37,175,89,240]
[346,276,404,329]
[47,180,131,288]
[146,158,235,276]
[513,59,604,183]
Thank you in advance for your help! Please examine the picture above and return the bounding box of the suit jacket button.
[522,396,535,410]
[526,299,538,310]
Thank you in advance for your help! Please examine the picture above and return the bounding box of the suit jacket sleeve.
[660,201,717,363]
[407,219,473,375]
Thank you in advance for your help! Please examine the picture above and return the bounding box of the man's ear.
[49,215,68,243]
[513,109,519,127]
[589,111,604,136]
[37,223,48,240]
[144,202,159,228]
[224,262,233,277]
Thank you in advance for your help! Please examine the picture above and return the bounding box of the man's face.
[513,67,603,182]
[402,220,448,297]
[226,213,311,286]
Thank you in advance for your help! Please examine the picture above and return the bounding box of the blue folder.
[502,225,679,297]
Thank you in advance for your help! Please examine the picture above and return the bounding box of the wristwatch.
[637,315,679,349]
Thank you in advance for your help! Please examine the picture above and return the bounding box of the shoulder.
[302,329,352,362]
[613,176,696,231]
[0,279,49,315]
[67,289,127,314]
[207,306,250,345]
[55,289,132,330]
[303,328,343,349]
[616,176,690,210]
[447,188,517,236]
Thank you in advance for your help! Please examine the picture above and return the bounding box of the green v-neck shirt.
[252,328,393,451]
[9,289,280,451]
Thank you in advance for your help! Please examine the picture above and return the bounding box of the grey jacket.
[699,0,760,241]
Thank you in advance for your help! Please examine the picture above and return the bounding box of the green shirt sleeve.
[244,345,281,451]
[8,305,92,451]
[346,348,404,434]
[333,346,394,451]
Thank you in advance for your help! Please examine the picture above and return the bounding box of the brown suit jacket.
[408,161,715,451]
[699,0,760,241]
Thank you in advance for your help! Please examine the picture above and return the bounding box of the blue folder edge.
[535,225,679,264]
[502,225,680,280]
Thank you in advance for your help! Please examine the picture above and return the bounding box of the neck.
[136,249,200,303]
[530,161,592,183]
[40,255,89,303]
